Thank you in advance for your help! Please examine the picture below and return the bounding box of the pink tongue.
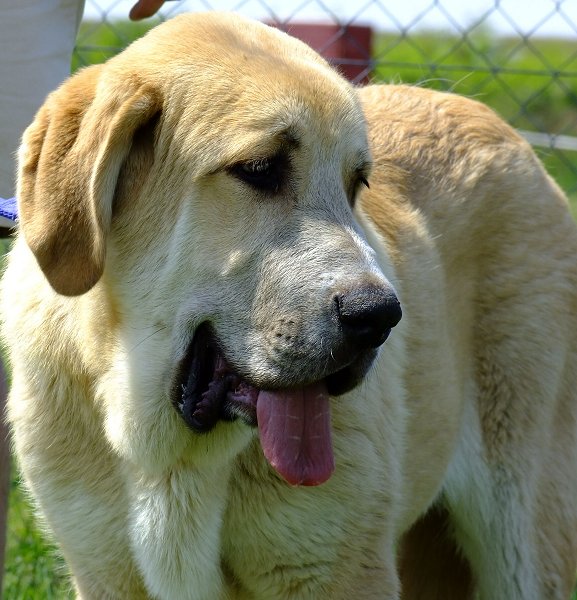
[256,381,334,486]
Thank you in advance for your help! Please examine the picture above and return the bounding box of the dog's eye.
[229,155,286,194]
[349,173,370,207]
[359,175,370,190]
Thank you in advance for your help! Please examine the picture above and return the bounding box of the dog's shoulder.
[357,83,573,253]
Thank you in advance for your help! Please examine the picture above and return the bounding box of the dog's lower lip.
[325,366,359,396]
[173,325,378,488]
[173,324,243,431]
[173,324,376,432]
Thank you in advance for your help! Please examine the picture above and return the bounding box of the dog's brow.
[221,127,299,170]
[248,125,300,156]
[278,127,300,149]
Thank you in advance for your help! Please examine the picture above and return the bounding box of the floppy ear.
[17,65,162,296]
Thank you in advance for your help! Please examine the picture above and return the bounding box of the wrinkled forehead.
[182,63,368,174]
[134,15,370,171]
[225,78,366,164]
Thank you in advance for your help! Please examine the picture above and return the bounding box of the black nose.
[335,284,402,349]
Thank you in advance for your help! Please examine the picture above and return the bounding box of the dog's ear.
[17,65,162,296]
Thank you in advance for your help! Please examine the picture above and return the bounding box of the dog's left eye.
[229,155,286,194]
[349,172,370,207]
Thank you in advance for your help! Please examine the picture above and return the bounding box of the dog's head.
[17,12,401,485]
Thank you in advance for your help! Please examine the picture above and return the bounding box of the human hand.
[129,0,170,20]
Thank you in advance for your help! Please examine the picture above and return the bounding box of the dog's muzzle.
[172,282,401,487]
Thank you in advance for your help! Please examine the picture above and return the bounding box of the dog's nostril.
[335,285,402,349]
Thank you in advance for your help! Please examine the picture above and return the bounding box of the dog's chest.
[219,435,392,598]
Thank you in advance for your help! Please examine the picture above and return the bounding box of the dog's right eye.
[229,155,286,194]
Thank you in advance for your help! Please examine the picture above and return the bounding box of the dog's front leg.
[128,464,233,600]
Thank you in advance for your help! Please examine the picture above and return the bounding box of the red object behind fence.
[270,23,373,84]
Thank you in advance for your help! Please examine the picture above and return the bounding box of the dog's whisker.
[128,325,168,352]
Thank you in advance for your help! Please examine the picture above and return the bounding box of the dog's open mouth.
[173,324,372,487]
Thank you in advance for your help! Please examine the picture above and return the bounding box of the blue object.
[0,197,17,227]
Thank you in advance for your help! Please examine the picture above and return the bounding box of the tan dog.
[2,11,577,600]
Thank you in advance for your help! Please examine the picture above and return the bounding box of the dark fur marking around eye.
[349,168,371,207]
[229,152,289,194]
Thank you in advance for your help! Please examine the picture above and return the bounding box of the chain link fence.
[76,0,577,195]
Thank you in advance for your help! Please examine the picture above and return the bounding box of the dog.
[2,11,577,600]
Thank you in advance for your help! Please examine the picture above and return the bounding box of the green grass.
[3,472,73,599]
[372,29,577,194]
[3,20,577,599]
[373,30,577,132]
